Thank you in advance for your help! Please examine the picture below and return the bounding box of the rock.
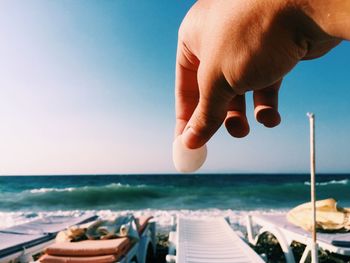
[172,135,207,173]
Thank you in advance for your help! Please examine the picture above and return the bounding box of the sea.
[1,173,349,233]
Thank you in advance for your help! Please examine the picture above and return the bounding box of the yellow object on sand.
[287,198,350,232]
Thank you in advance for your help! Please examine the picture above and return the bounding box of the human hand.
[175,0,341,149]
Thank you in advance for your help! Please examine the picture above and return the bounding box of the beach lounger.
[166,216,265,263]
[40,216,156,263]
[246,214,350,263]
[0,214,97,263]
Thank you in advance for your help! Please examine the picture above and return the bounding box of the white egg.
[172,135,207,173]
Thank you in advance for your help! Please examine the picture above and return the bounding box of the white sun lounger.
[0,214,97,263]
[166,217,265,263]
[246,214,350,263]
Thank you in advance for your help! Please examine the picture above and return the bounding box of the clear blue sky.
[0,1,349,175]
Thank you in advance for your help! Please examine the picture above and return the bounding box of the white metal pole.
[307,112,318,263]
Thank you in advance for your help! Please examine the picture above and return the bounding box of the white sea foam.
[0,210,85,229]
[30,187,76,193]
[105,183,130,188]
[0,208,287,233]
[28,183,142,194]
[304,179,348,186]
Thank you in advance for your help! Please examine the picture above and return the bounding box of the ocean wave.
[2,178,350,212]
[304,179,349,186]
[28,183,132,194]
[30,187,76,193]
[0,183,167,211]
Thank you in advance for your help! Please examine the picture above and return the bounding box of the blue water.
[1,174,349,212]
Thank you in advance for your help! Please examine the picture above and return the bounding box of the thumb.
[182,66,234,149]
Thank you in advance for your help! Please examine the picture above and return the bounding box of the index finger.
[175,42,200,137]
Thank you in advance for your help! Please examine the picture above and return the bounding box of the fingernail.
[182,127,194,145]
[182,127,199,149]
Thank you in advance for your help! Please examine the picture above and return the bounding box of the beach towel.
[287,198,350,232]
[56,215,139,242]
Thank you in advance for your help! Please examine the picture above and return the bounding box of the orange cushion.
[45,238,130,257]
[40,254,118,263]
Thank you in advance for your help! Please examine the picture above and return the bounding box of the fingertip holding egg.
[172,135,207,173]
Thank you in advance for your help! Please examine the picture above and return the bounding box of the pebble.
[172,135,207,173]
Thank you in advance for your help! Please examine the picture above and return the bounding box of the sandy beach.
[1,174,350,262]
[2,207,350,262]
